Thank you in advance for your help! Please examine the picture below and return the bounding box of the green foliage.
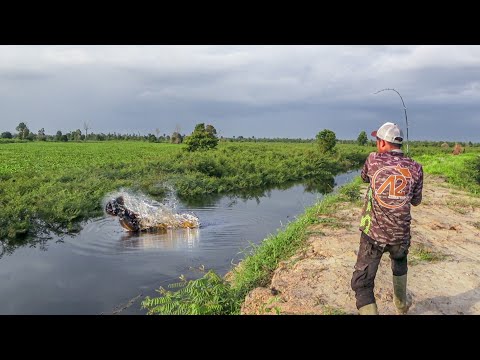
[339,178,362,202]
[468,155,480,185]
[409,244,446,265]
[316,129,337,153]
[15,122,30,140]
[147,134,157,142]
[55,131,63,141]
[170,132,183,144]
[184,123,219,151]
[141,270,240,315]
[357,131,368,146]
[1,131,13,139]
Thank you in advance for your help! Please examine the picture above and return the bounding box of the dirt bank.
[241,174,480,315]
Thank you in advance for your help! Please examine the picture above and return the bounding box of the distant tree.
[37,128,46,141]
[184,123,219,151]
[26,132,36,141]
[61,134,68,142]
[205,124,217,135]
[147,133,157,142]
[1,131,13,139]
[83,121,90,141]
[56,130,63,141]
[16,122,30,140]
[171,131,183,144]
[73,129,82,141]
[316,129,337,153]
[357,131,368,146]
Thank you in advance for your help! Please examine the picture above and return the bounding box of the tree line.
[1,122,478,147]
[0,122,189,143]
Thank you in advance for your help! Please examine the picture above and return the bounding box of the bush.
[184,123,219,152]
[339,180,362,202]
[316,129,337,153]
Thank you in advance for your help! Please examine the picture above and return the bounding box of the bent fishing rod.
[374,88,409,156]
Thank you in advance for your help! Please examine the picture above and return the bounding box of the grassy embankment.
[0,141,368,249]
[142,146,480,314]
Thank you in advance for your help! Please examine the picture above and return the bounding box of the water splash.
[103,188,200,231]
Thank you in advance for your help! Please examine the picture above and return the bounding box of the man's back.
[359,150,423,245]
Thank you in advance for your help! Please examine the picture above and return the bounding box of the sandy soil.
[241,174,480,315]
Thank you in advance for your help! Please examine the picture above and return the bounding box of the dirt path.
[241,174,480,315]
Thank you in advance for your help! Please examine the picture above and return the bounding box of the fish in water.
[105,196,142,231]
[105,196,198,232]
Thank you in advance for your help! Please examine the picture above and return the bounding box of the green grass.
[409,244,447,265]
[413,152,480,195]
[0,141,370,243]
[321,305,347,315]
[0,141,178,241]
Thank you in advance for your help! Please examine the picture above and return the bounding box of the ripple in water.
[67,217,202,258]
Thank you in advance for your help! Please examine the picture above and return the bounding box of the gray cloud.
[0,45,479,141]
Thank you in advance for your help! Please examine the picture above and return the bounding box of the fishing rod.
[374,88,409,155]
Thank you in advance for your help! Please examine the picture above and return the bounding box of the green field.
[0,141,371,242]
[414,152,480,194]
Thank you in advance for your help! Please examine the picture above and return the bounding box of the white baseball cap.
[371,122,404,144]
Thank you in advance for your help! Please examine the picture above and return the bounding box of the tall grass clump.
[142,271,239,315]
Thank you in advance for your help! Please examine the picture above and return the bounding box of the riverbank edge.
[225,176,365,310]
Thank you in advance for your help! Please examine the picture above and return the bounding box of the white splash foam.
[103,188,200,231]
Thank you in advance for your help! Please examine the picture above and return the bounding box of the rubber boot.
[358,303,378,315]
[393,274,412,314]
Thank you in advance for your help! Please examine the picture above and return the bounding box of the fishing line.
[374,88,409,155]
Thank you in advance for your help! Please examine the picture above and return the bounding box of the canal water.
[0,170,360,314]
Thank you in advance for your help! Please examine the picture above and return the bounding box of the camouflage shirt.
[359,149,423,246]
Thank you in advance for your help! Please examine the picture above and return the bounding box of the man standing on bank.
[351,122,423,315]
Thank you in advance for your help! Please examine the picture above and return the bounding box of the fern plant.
[141,270,241,315]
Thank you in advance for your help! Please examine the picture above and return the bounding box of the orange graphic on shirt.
[372,165,412,209]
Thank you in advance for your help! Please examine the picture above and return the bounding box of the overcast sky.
[1,45,479,141]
